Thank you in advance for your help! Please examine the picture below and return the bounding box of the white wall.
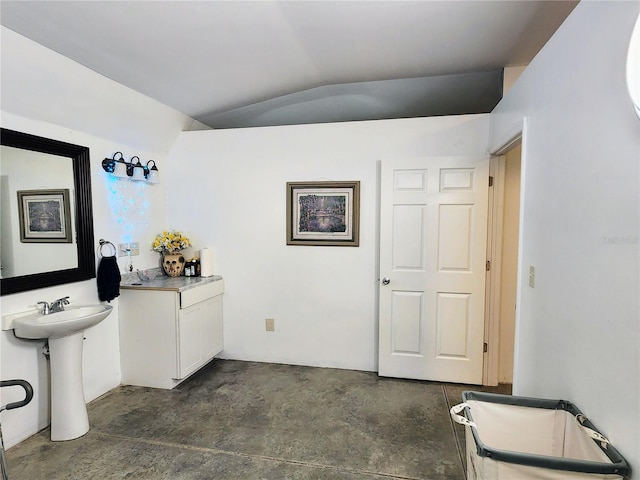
[0,28,195,448]
[490,2,639,473]
[503,66,526,95]
[168,115,490,372]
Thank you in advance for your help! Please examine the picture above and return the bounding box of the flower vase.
[162,250,185,277]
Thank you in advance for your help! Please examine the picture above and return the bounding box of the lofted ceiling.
[0,1,578,129]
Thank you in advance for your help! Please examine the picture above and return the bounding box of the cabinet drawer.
[180,280,224,308]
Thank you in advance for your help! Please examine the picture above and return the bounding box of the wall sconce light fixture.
[146,160,160,184]
[101,152,160,184]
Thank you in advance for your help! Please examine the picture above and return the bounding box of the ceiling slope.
[0,1,578,128]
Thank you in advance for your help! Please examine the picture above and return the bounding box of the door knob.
[382,277,391,285]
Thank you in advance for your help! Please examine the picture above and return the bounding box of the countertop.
[120,268,223,292]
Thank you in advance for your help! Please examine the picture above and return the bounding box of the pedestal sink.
[11,304,113,441]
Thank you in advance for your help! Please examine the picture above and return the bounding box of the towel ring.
[98,239,117,258]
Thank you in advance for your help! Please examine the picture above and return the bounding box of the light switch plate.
[119,242,140,256]
[529,265,536,288]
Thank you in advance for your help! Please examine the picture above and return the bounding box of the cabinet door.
[202,295,223,360]
[176,294,224,379]
[120,290,180,388]
[177,302,204,379]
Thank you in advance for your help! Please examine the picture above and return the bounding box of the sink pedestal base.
[49,331,89,441]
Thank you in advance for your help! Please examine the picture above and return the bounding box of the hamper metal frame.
[453,391,629,478]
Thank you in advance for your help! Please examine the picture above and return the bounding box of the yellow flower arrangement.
[152,230,191,253]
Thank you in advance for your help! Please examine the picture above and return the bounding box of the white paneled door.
[378,157,489,384]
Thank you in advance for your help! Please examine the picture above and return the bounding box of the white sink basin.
[8,303,114,441]
[14,304,113,339]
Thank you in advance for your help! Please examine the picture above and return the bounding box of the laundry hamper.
[450,391,629,480]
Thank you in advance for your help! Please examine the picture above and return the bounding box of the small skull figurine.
[163,253,185,277]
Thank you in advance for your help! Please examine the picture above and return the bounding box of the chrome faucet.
[37,301,51,315]
[37,297,70,315]
[50,297,70,313]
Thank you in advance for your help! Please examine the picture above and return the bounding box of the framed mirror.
[0,128,95,295]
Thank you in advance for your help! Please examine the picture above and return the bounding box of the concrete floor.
[5,360,510,480]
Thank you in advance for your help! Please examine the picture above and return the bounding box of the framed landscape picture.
[286,181,360,246]
[17,189,72,243]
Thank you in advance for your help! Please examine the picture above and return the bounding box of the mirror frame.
[1,128,96,295]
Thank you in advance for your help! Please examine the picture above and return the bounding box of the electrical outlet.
[129,242,140,256]
[265,318,275,332]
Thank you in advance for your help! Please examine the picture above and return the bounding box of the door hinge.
[486,260,491,271]
[483,342,488,353]
[489,176,494,187]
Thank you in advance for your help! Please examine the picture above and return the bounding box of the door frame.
[483,118,527,387]
[374,118,528,386]
[483,154,506,385]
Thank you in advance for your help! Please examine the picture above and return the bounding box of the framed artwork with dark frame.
[286,181,360,246]
[17,189,72,243]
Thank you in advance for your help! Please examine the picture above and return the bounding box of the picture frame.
[286,181,360,246]
[17,189,72,243]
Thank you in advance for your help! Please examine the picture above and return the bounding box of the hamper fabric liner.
[450,391,629,480]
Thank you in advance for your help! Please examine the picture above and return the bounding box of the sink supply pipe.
[0,380,34,480]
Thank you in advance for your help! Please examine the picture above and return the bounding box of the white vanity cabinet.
[119,278,224,389]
